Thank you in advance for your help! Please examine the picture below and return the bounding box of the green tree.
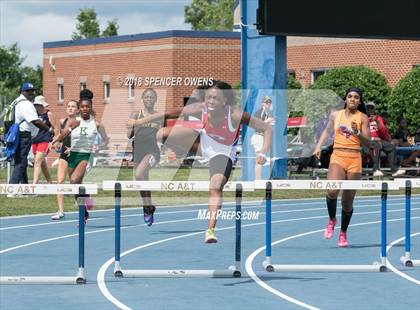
[387,67,420,133]
[1,44,25,111]
[288,75,302,89]
[184,0,234,31]
[22,65,43,95]
[72,8,120,39]
[311,65,391,109]
[289,66,391,127]
[72,8,100,39]
[0,43,24,90]
[102,19,119,37]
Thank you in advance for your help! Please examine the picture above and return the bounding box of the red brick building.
[43,31,241,144]
[286,37,420,87]
[43,30,420,146]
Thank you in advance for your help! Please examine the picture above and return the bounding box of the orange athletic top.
[333,109,362,150]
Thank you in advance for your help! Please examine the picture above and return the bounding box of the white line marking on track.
[2,207,417,254]
[96,213,419,310]
[2,195,417,220]
[386,233,420,285]
[245,216,420,309]
[0,218,195,254]
[1,198,418,309]
[2,197,418,231]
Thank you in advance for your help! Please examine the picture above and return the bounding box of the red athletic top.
[201,105,239,146]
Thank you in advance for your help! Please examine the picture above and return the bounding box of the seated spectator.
[365,102,403,177]
[393,116,411,147]
[401,128,420,169]
[393,116,415,163]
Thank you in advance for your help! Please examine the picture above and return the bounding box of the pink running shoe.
[323,219,336,239]
[85,196,94,210]
[338,230,348,247]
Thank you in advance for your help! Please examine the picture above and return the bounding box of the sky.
[0,0,192,67]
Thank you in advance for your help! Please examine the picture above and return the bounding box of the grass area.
[1,166,418,217]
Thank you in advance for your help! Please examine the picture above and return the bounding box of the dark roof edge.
[44,30,240,48]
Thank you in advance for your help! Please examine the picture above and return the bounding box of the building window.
[57,84,64,103]
[288,70,296,79]
[104,81,110,102]
[80,82,87,91]
[128,82,135,101]
[311,69,329,84]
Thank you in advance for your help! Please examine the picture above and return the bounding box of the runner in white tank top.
[52,96,108,223]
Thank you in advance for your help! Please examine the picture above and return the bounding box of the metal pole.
[114,182,122,277]
[263,181,273,271]
[380,182,388,271]
[77,186,86,283]
[234,183,242,277]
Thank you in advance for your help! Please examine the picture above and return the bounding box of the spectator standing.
[251,96,274,179]
[8,83,50,189]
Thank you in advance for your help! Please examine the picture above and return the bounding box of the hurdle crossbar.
[103,180,254,192]
[257,180,396,273]
[398,179,420,267]
[109,181,243,278]
[0,185,91,285]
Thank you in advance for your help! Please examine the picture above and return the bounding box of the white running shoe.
[392,169,406,177]
[373,170,384,177]
[51,212,65,220]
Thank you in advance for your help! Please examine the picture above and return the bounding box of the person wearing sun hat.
[31,95,55,185]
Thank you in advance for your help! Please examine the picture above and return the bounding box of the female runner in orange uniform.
[314,88,371,247]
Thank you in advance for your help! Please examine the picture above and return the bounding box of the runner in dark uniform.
[127,88,162,226]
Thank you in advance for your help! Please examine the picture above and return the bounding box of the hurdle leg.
[114,183,123,277]
[262,182,274,272]
[229,183,242,277]
[400,180,414,267]
[76,186,87,284]
[377,182,388,272]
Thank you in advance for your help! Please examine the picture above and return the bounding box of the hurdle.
[398,179,420,267]
[102,180,254,278]
[0,184,97,284]
[255,179,400,273]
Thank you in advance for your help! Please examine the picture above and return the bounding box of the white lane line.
[1,201,417,308]
[0,218,195,254]
[245,216,420,309]
[2,205,418,254]
[96,213,419,310]
[2,207,418,254]
[2,197,417,231]
[386,233,420,285]
[2,195,417,220]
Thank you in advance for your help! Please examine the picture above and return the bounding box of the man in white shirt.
[9,82,50,184]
